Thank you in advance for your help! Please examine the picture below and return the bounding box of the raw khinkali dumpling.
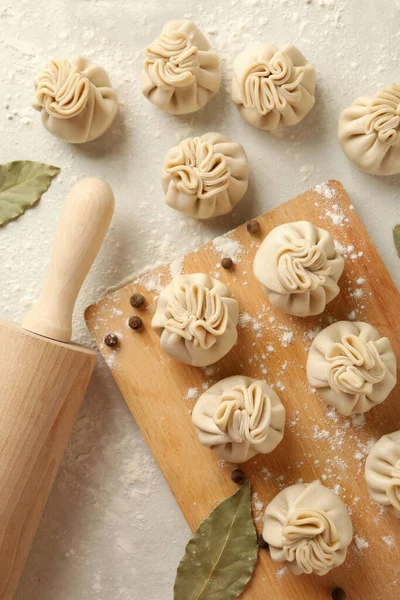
[307,321,397,416]
[32,57,118,143]
[263,483,353,576]
[231,43,315,131]
[191,375,285,463]
[141,20,221,115]
[162,132,249,219]
[338,83,400,175]
[253,221,344,317]
[365,431,400,518]
[152,273,239,367]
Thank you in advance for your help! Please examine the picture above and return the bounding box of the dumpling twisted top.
[192,375,286,463]
[365,84,400,144]
[263,483,353,576]
[339,83,400,175]
[34,59,90,119]
[144,31,200,88]
[241,50,303,115]
[162,132,249,219]
[152,273,239,367]
[165,136,231,200]
[164,282,228,350]
[282,508,341,575]
[307,321,397,416]
[215,382,278,445]
[365,430,400,518]
[141,20,221,115]
[275,239,331,293]
[326,335,387,396]
[231,43,315,131]
[32,57,118,143]
[253,221,344,317]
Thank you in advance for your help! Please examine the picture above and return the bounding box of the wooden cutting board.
[85,181,400,600]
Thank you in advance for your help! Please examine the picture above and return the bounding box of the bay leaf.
[393,225,400,258]
[0,160,60,226]
[174,481,258,600]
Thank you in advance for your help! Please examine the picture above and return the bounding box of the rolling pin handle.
[22,178,114,343]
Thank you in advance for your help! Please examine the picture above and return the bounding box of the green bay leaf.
[393,225,400,258]
[0,160,60,226]
[174,481,258,600]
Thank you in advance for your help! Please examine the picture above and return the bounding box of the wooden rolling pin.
[0,178,114,600]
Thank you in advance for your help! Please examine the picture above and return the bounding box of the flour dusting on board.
[212,234,244,263]
[355,535,369,551]
[170,256,184,278]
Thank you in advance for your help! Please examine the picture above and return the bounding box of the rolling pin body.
[0,323,96,599]
[0,178,114,599]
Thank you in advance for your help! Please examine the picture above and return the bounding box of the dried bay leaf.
[174,481,258,600]
[393,225,400,258]
[0,160,60,226]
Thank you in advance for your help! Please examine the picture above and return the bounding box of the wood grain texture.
[85,181,400,600]
[0,322,96,600]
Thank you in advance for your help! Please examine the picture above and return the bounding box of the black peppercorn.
[231,468,246,484]
[104,333,118,348]
[247,219,260,234]
[221,257,234,270]
[257,535,269,549]
[128,316,143,330]
[130,293,145,308]
[332,588,346,600]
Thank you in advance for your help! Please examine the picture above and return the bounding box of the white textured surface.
[0,0,400,598]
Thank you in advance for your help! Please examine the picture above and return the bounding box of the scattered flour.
[355,535,369,551]
[281,331,294,347]
[238,312,255,328]
[313,426,330,440]
[203,366,217,377]
[276,567,287,579]
[350,288,364,299]
[212,235,243,263]
[382,535,395,548]
[170,256,184,278]
[326,408,339,423]
[314,181,336,200]
[185,388,199,401]
[135,272,163,293]
[252,492,264,512]
[351,414,366,429]
[332,484,342,496]
[325,208,345,227]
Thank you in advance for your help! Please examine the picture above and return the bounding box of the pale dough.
[141,20,221,115]
[365,431,400,518]
[253,221,344,317]
[191,375,285,463]
[307,321,397,416]
[162,132,249,219]
[151,273,239,367]
[32,57,118,143]
[338,83,400,175]
[231,43,315,131]
[263,483,353,576]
